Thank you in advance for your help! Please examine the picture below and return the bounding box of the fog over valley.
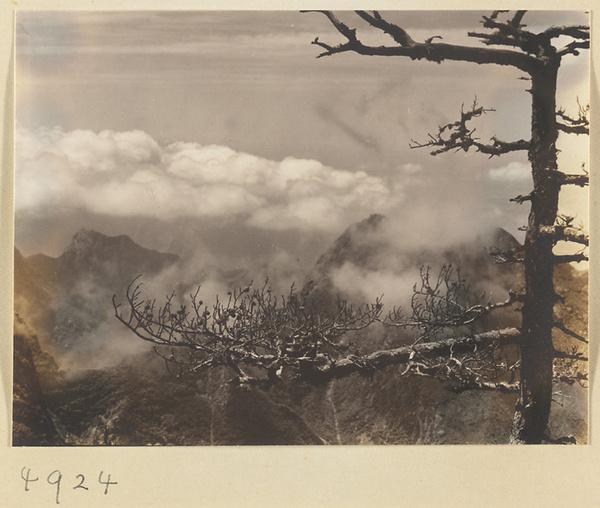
[12,10,589,448]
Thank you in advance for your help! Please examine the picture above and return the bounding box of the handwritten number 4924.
[21,467,117,504]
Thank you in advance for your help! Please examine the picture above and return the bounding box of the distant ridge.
[16,229,181,352]
[55,228,180,291]
[304,214,524,312]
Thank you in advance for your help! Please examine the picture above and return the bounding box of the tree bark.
[305,327,522,382]
[509,62,560,444]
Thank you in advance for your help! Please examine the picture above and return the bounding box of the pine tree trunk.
[510,64,560,444]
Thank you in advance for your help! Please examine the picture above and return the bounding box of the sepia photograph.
[13,9,589,448]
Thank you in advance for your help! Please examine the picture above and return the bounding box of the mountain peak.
[350,214,387,237]
[66,229,136,255]
[312,213,388,272]
[59,229,180,291]
[489,227,522,252]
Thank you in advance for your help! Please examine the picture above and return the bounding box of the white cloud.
[401,163,422,174]
[331,262,421,309]
[15,126,396,233]
[487,161,531,182]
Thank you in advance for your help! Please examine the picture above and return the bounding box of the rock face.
[14,229,323,446]
[58,229,180,292]
[304,213,524,321]
[312,213,389,273]
[16,230,180,352]
[13,315,64,446]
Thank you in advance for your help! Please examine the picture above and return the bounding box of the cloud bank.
[16,126,397,233]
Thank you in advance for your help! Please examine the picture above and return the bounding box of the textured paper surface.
[1,1,598,506]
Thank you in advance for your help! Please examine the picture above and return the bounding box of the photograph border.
[1,1,598,506]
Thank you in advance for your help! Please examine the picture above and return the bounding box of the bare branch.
[354,10,415,47]
[541,24,590,57]
[557,122,589,135]
[302,10,358,42]
[481,12,531,36]
[114,277,385,385]
[553,322,588,344]
[546,169,589,188]
[557,40,590,58]
[539,225,588,246]
[510,11,527,28]
[557,101,589,134]
[303,11,538,72]
[385,264,520,339]
[553,348,588,361]
[410,99,530,157]
[553,253,589,264]
[113,268,525,392]
[542,25,590,40]
[510,193,533,204]
[559,174,589,187]
[308,327,522,382]
[468,11,542,55]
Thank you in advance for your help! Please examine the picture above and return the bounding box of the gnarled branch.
[385,264,520,339]
[557,101,589,134]
[113,277,384,385]
[410,100,530,157]
[303,10,538,72]
[354,10,415,47]
[307,327,523,383]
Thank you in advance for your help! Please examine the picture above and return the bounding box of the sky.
[14,10,590,274]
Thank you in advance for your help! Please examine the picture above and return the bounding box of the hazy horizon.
[15,10,589,270]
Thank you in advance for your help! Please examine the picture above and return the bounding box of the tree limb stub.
[553,253,589,264]
[545,170,589,188]
[539,225,589,246]
[559,174,589,187]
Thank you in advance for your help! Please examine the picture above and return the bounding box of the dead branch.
[541,25,590,40]
[410,100,530,157]
[553,348,588,361]
[557,101,589,134]
[354,10,415,47]
[303,10,538,72]
[385,264,520,340]
[114,277,384,385]
[545,169,589,188]
[539,225,588,246]
[511,193,533,204]
[556,40,590,58]
[307,327,522,383]
[554,371,588,387]
[468,11,542,55]
[553,322,588,344]
[113,271,525,391]
[553,253,589,264]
